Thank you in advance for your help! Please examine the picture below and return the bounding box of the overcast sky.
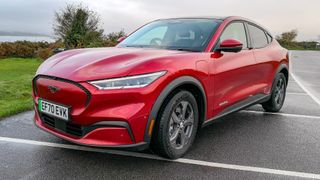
[0,0,319,41]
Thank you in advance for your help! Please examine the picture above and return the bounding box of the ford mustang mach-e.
[33,16,289,159]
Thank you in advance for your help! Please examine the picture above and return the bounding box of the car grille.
[33,75,91,107]
[40,113,83,137]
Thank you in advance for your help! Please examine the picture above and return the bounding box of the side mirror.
[217,39,243,53]
[53,48,66,54]
[117,36,126,43]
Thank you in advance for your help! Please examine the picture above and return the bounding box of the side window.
[220,22,248,49]
[248,24,268,48]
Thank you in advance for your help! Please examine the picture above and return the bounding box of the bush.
[0,30,128,60]
[0,44,6,58]
[0,43,16,58]
[15,43,35,58]
[0,41,61,59]
[37,48,53,60]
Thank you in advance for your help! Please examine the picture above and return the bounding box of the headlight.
[89,71,166,90]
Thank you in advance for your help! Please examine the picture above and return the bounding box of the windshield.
[117,19,221,52]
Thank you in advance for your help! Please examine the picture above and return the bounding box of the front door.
[212,22,257,115]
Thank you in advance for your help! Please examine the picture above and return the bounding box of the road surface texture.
[1,51,320,180]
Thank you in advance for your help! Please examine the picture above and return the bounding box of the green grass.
[0,58,41,118]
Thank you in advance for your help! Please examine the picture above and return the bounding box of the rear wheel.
[262,73,287,112]
[151,91,199,159]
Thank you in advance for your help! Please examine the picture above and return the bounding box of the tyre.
[151,90,199,159]
[262,73,287,112]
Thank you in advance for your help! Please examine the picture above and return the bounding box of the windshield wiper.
[169,48,200,52]
[123,45,200,52]
[124,45,147,48]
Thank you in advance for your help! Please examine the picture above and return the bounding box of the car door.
[246,23,276,95]
[212,21,259,116]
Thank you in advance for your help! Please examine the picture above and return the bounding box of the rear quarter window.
[266,33,273,43]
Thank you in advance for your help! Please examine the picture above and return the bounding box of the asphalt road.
[1,51,320,180]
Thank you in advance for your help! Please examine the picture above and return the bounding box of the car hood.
[37,47,184,82]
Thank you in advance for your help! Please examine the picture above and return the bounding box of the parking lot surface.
[1,51,320,180]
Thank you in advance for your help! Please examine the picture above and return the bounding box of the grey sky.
[0,0,319,41]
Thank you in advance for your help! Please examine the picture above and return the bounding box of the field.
[0,58,41,118]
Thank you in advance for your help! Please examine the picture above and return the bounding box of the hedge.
[0,41,62,60]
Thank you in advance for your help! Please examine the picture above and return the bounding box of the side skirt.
[202,93,270,127]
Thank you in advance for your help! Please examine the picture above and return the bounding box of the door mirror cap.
[217,39,243,53]
[117,36,127,43]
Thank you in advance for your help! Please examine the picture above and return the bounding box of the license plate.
[38,99,69,121]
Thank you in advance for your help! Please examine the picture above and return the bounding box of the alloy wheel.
[169,101,194,150]
[274,77,285,106]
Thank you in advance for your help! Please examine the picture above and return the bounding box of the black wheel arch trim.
[144,76,207,143]
[275,63,289,83]
[272,63,290,87]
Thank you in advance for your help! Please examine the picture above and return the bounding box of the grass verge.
[0,58,41,118]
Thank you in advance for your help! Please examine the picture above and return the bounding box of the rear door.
[246,23,275,94]
[213,21,258,115]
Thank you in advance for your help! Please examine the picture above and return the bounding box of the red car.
[33,16,288,159]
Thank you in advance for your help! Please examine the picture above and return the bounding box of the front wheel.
[151,91,199,159]
[262,73,287,112]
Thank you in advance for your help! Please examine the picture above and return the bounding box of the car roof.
[154,16,272,35]
[160,16,227,20]
[157,16,247,21]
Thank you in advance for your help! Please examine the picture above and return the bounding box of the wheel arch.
[144,76,207,143]
[276,63,289,86]
[260,63,288,104]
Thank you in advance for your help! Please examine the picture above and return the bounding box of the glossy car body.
[32,16,288,151]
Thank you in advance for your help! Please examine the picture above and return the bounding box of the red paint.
[33,16,288,148]
[220,39,243,48]
[34,110,133,146]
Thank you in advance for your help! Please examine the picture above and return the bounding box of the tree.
[104,30,126,47]
[53,4,104,48]
[276,30,298,43]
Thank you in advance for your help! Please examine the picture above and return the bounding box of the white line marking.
[286,92,308,96]
[293,70,320,74]
[242,110,320,119]
[289,52,320,107]
[1,136,320,179]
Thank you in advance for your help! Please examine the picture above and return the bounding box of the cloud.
[0,0,319,40]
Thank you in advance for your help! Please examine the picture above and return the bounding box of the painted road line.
[290,72,320,107]
[289,52,320,107]
[242,110,320,119]
[0,136,320,179]
[286,92,308,96]
[293,70,319,74]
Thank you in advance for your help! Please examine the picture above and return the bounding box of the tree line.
[276,30,320,50]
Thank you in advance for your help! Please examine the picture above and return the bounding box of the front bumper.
[34,108,148,150]
[32,75,165,150]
